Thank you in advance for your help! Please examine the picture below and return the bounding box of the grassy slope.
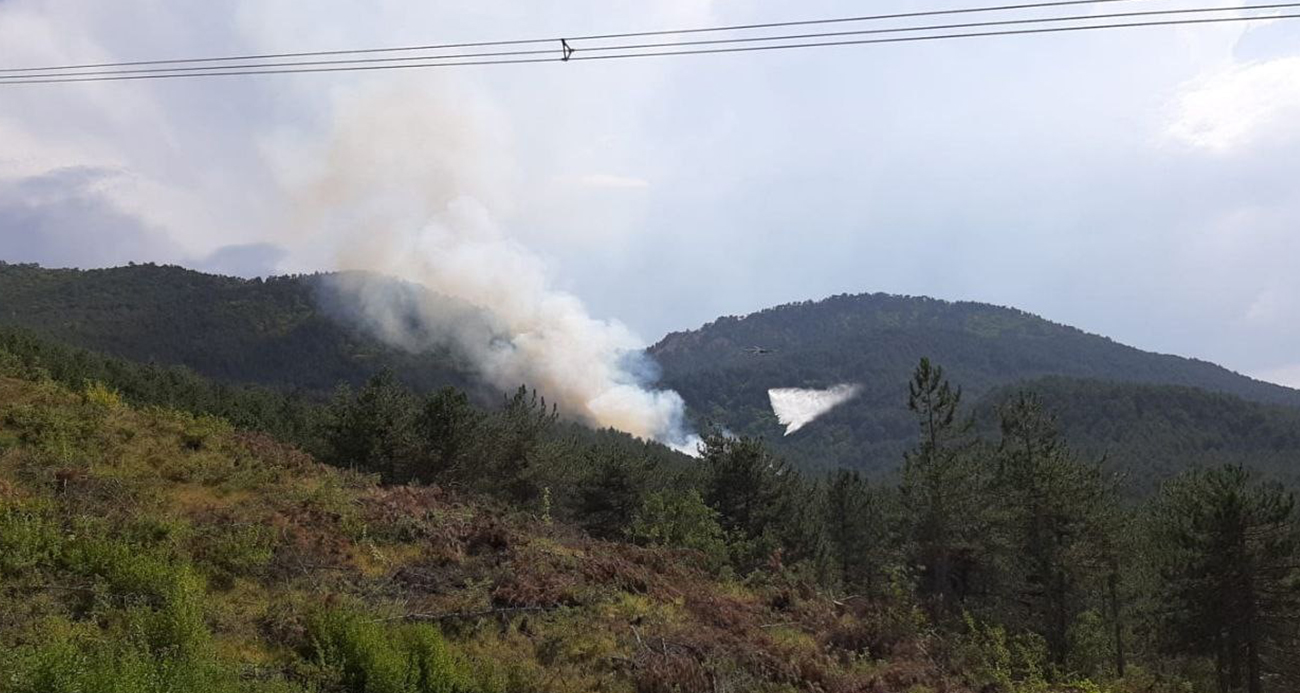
[0,375,967,693]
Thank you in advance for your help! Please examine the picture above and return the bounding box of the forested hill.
[976,377,1300,491]
[0,261,481,396]
[650,293,1300,473]
[5,262,1298,482]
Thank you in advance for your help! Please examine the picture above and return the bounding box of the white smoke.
[274,81,700,453]
[768,384,862,436]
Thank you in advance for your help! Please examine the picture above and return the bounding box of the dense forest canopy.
[0,261,483,396]
[649,292,1300,474]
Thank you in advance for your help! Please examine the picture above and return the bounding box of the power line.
[587,2,1300,53]
[571,12,1300,62]
[3,2,1295,82]
[0,0,1154,74]
[0,47,558,81]
[1,10,1295,85]
[0,57,561,86]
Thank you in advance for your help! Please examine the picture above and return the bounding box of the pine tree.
[412,386,481,481]
[322,370,419,481]
[573,450,651,538]
[992,392,1118,671]
[824,469,892,594]
[701,432,827,574]
[479,385,559,501]
[899,358,986,615]
[1152,465,1300,693]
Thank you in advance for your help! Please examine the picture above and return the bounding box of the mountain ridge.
[650,291,1299,407]
[648,291,1300,474]
[4,260,1298,481]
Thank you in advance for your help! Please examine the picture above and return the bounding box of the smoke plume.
[768,384,862,435]
[276,82,700,454]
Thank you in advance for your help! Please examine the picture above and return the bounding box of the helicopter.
[743,346,774,356]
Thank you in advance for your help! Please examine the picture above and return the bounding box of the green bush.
[0,345,21,377]
[305,607,481,693]
[628,489,729,570]
[56,532,212,657]
[1066,609,1114,680]
[0,617,299,693]
[194,522,275,584]
[952,612,1051,693]
[83,381,124,411]
[180,413,232,451]
[0,507,62,576]
[3,403,95,464]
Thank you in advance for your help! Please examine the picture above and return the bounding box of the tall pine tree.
[900,358,987,616]
[1153,465,1300,693]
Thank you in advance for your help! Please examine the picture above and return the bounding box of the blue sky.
[1,0,1298,387]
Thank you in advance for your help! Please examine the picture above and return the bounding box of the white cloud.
[1253,363,1300,389]
[1243,288,1289,324]
[1167,56,1300,151]
[574,173,651,190]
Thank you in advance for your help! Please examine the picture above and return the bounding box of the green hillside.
[2,297,1298,691]
[976,377,1300,492]
[0,261,480,396]
[5,263,1299,486]
[649,293,1300,474]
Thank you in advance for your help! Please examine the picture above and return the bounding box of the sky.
[1,0,1298,388]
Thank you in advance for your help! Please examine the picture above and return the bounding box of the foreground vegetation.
[2,374,916,692]
[2,330,1299,691]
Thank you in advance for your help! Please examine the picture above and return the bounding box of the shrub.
[193,522,276,585]
[951,612,1050,693]
[58,533,213,658]
[0,346,22,377]
[3,403,94,464]
[305,607,480,693]
[0,507,62,576]
[1066,609,1114,680]
[180,413,232,451]
[628,489,729,570]
[83,381,124,410]
[0,616,298,693]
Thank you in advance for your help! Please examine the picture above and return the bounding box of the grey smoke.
[273,83,701,454]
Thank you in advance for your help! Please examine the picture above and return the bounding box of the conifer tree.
[824,469,892,594]
[412,386,481,481]
[322,370,419,481]
[899,358,986,615]
[701,432,828,573]
[1152,465,1300,693]
[993,392,1117,670]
